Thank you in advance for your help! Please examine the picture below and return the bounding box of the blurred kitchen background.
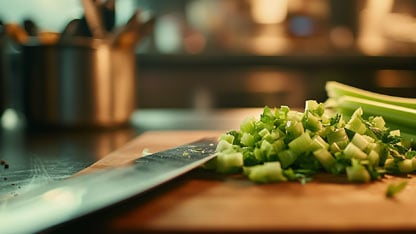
[1,0,415,112]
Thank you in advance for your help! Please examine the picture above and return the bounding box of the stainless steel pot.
[22,38,136,128]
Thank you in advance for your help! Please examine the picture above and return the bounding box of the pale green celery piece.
[351,133,370,151]
[327,128,349,148]
[345,107,367,135]
[305,100,325,116]
[240,116,256,133]
[216,152,243,174]
[365,142,377,154]
[288,132,313,154]
[246,162,287,183]
[329,142,342,153]
[386,180,408,198]
[265,131,281,143]
[346,160,371,183]
[277,149,298,168]
[311,135,329,150]
[335,96,416,130]
[254,140,275,162]
[371,116,386,129]
[272,139,286,153]
[287,110,303,122]
[219,133,234,144]
[303,112,322,132]
[384,158,395,170]
[313,148,336,172]
[368,150,380,166]
[216,139,234,152]
[285,120,304,140]
[326,81,416,109]
[241,132,255,147]
[397,159,413,173]
[390,129,401,136]
[344,143,368,160]
[258,128,270,138]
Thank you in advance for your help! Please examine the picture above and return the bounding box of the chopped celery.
[397,159,413,173]
[216,152,243,174]
[288,132,314,154]
[351,133,370,151]
[244,162,287,183]
[344,143,368,160]
[311,135,329,150]
[240,133,255,147]
[277,149,298,168]
[386,180,408,198]
[313,148,336,172]
[346,160,371,183]
[210,92,416,185]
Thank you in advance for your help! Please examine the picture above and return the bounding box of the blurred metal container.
[22,38,136,128]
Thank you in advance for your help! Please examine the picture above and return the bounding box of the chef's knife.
[0,138,217,234]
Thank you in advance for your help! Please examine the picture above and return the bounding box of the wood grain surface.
[77,131,416,233]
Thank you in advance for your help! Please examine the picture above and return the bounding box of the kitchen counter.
[2,108,416,234]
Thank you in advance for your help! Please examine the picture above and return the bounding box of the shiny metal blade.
[0,138,217,234]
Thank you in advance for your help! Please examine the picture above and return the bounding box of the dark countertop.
[0,122,138,201]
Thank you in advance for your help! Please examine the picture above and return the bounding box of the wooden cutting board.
[77,130,416,233]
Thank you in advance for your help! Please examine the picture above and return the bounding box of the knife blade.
[0,138,217,234]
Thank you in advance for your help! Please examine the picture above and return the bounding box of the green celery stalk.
[331,96,416,130]
[326,81,416,109]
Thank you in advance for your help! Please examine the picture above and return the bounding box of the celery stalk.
[333,96,416,129]
[326,81,416,109]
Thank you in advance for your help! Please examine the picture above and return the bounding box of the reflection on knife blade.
[0,138,217,234]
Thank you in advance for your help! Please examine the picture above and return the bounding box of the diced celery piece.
[264,130,281,143]
[277,149,298,168]
[288,132,313,154]
[285,120,304,140]
[272,139,286,153]
[384,158,395,170]
[351,133,370,151]
[258,128,270,138]
[390,129,401,137]
[346,161,371,183]
[305,100,325,116]
[311,135,329,150]
[344,143,368,160]
[368,150,380,166]
[313,148,336,172]
[219,133,234,144]
[287,110,303,122]
[327,128,349,149]
[240,116,256,133]
[329,142,342,153]
[216,152,243,174]
[371,116,386,129]
[398,159,413,173]
[346,108,367,134]
[216,139,234,153]
[303,112,322,132]
[254,147,263,162]
[241,133,255,147]
[245,162,287,183]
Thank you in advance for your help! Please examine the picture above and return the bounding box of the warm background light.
[251,0,288,24]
